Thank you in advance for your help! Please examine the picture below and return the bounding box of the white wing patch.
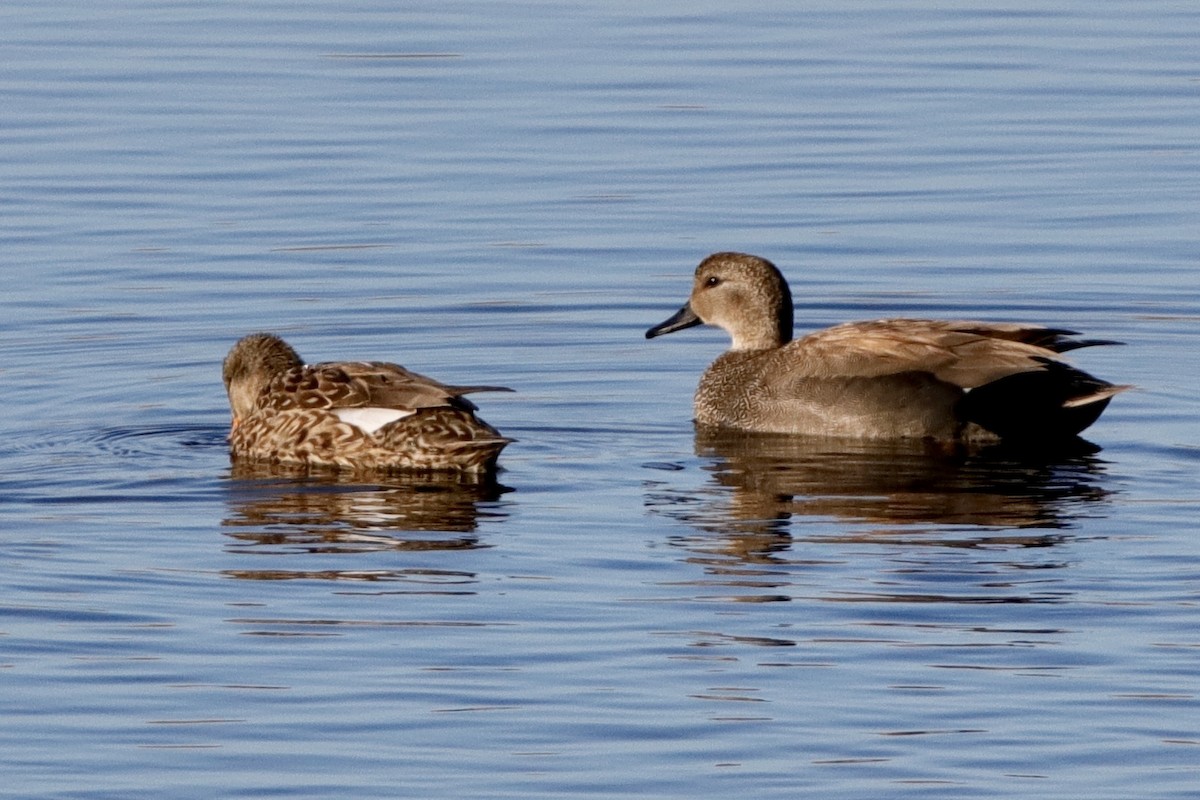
[332,407,416,434]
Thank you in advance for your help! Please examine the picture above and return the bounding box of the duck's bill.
[645,303,702,339]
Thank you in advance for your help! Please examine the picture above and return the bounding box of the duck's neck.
[776,285,794,346]
[731,332,783,351]
[729,303,793,351]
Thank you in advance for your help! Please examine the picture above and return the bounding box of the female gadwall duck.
[222,333,512,473]
[646,252,1127,443]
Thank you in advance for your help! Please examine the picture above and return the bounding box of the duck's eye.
[704,276,721,288]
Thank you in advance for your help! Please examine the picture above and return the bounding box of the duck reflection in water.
[221,460,510,581]
[647,429,1112,564]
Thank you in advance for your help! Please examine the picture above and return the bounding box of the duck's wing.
[789,319,1118,389]
[332,361,512,411]
[259,361,511,414]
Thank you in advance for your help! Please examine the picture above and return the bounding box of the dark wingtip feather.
[1053,338,1124,353]
[455,385,515,395]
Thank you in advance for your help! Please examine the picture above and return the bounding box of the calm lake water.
[3,1,1199,797]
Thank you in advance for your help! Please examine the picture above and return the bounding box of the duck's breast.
[695,351,968,438]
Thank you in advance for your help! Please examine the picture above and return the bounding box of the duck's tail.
[959,361,1131,442]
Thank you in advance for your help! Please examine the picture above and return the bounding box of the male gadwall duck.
[646,252,1128,443]
[222,333,512,473]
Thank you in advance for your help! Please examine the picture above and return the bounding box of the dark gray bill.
[645,303,702,339]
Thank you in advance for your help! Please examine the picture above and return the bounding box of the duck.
[645,252,1128,444]
[222,333,513,473]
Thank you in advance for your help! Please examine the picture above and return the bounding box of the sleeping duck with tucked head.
[222,333,512,473]
[646,252,1128,445]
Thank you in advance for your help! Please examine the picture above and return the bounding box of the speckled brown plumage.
[646,252,1128,443]
[222,333,512,473]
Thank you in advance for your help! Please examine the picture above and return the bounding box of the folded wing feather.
[788,320,1088,389]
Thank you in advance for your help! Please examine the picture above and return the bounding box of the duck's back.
[233,361,510,472]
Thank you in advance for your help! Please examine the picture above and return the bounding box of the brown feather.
[646,252,1128,442]
[223,333,512,473]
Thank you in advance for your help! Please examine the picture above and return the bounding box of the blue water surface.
[2,1,1198,798]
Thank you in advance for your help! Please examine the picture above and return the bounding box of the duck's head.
[645,252,794,350]
[222,333,303,427]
